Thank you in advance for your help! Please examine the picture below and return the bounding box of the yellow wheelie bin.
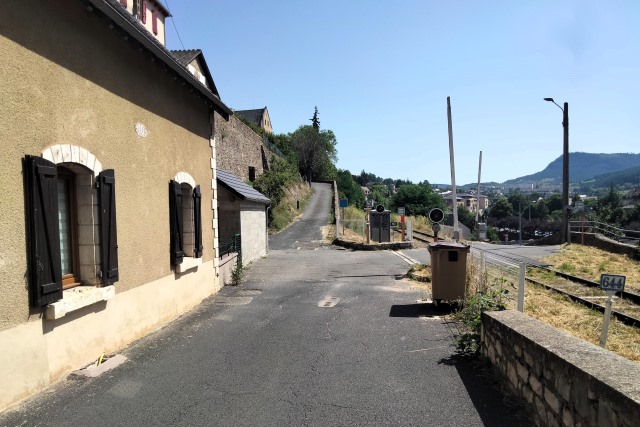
[427,242,470,306]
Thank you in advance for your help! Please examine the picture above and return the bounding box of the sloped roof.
[171,49,220,97]
[171,49,200,66]
[235,108,266,127]
[216,169,270,204]
[85,0,231,116]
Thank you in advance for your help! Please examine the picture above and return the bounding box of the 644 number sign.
[600,274,626,293]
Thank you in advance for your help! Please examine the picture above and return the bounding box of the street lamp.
[544,98,570,243]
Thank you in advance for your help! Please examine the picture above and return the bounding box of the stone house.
[235,107,273,134]
[443,192,489,214]
[216,169,270,283]
[0,0,236,410]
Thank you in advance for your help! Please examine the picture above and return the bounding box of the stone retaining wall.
[215,113,274,182]
[574,233,640,260]
[482,310,640,427]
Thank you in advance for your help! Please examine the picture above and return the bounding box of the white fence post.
[518,262,525,312]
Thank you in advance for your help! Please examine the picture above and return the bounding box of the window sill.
[176,257,202,274]
[45,286,115,320]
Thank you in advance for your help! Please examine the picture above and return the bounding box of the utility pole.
[519,202,522,244]
[447,97,459,241]
[476,151,482,228]
[544,98,570,243]
[563,102,570,244]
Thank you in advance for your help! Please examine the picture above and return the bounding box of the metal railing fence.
[468,249,525,312]
[570,220,640,244]
[219,233,241,258]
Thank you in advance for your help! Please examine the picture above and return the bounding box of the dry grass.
[406,243,640,363]
[541,244,640,293]
[525,284,640,363]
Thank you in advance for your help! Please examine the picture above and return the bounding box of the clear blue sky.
[164,0,639,185]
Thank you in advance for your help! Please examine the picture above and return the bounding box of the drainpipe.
[266,204,271,253]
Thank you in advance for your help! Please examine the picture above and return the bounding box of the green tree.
[546,193,563,214]
[595,185,624,225]
[624,204,640,226]
[530,198,549,220]
[290,125,338,182]
[456,206,477,231]
[369,183,391,208]
[310,106,320,130]
[336,169,365,208]
[252,156,301,206]
[391,184,444,217]
[489,197,513,219]
[508,194,530,214]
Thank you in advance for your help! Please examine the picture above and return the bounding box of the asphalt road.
[1,182,531,426]
[402,242,562,267]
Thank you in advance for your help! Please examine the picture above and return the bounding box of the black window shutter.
[98,169,119,285]
[24,156,63,306]
[193,185,203,258]
[169,180,184,265]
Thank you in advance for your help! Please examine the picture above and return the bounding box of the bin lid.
[427,242,471,252]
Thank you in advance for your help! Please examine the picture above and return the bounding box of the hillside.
[581,164,640,190]
[503,152,640,185]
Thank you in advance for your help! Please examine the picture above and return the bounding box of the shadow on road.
[438,354,534,426]
[389,303,456,317]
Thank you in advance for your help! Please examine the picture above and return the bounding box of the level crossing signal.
[428,208,444,223]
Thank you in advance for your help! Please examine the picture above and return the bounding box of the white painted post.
[599,292,614,348]
[518,262,525,312]
[479,252,485,292]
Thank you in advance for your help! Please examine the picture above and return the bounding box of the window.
[141,1,147,24]
[248,166,256,182]
[169,180,203,271]
[57,167,80,289]
[152,10,158,34]
[24,156,119,307]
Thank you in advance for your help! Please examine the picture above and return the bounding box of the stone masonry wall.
[574,233,640,260]
[215,112,274,182]
[482,310,640,427]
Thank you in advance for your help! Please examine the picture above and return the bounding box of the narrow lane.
[1,183,530,426]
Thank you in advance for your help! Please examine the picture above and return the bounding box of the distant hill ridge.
[503,152,640,185]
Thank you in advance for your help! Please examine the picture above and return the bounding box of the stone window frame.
[172,172,202,273]
[40,144,115,320]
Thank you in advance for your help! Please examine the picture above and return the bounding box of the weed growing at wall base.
[231,261,244,286]
[454,280,511,355]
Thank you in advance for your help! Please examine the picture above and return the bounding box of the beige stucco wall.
[0,0,225,410]
[0,0,219,331]
[0,262,218,411]
[240,202,268,265]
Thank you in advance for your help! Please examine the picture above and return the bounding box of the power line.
[163,0,185,49]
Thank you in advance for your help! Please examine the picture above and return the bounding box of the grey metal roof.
[217,169,270,204]
[84,0,232,116]
[234,108,265,127]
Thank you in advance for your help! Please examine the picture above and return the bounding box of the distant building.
[118,0,172,45]
[361,186,370,196]
[442,192,489,214]
[234,107,273,134]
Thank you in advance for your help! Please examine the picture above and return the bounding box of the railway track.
[525,267,640,327]
[409,228,640,327]
[468,246,640,327]
[412,229,432,244]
